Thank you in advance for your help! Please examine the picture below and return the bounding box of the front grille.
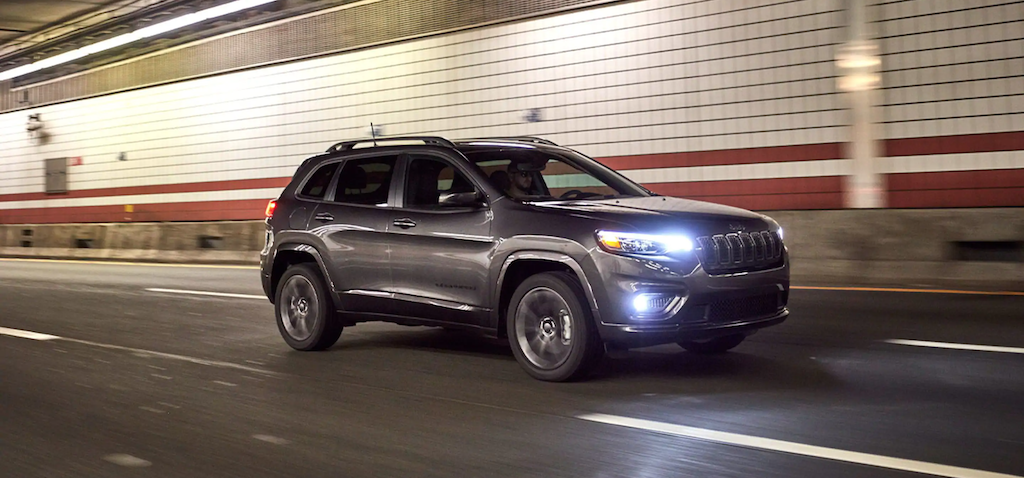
[696,230,783,274]
[707,294,782,323]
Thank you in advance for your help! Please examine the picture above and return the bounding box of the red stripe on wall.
[885,131,1024,157]
[0,199,269,224]
[0,177,843,223]
[596,143,844,171]
[0,177,291,203]
[887,169,1024,208]
[647,176,845,210]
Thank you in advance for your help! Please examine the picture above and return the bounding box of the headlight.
[596,231,693,255]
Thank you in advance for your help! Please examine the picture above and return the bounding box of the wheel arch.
[492,251,600,337]
[270,243,335,304]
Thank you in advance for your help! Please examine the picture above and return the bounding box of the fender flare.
[271,242,337,298]
[493,250,601,326]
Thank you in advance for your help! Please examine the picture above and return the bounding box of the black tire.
[678,334,745,354]
[507,271,603,382]
[275,263,343,351]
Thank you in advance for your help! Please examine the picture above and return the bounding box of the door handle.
[392,218,417,229]
[314,212,335,222]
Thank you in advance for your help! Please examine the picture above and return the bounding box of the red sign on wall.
[68,156,83,166]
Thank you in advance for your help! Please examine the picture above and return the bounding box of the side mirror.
[439,191,485,208]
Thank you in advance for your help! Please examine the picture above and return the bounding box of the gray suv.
[261,136,789,381]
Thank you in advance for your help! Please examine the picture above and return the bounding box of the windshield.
[459,146,650,201]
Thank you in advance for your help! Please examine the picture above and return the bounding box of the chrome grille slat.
[696,229,783,274]
[753,233,766,260]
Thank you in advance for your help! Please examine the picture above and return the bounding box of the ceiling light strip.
[0,0,276,82]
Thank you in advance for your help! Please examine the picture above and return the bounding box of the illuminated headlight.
[596,231,694,255]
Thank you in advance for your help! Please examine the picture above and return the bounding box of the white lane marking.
[252,434,290,445]
[577,413,1022,478]
[103,454,152,467]
[213,381,238,387]
[886,339,1024,355]
[0,257,258,270]
[0,325,274,375]
[145,288,266,300]
[59,336,275,375]
[0,326,59,341]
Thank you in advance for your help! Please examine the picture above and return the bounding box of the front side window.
[460,147,648,201]
[298,161,340,200]
[404,156,479,209]
[332,155,397,206]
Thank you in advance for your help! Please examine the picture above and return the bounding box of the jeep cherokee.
[261,136,789,381]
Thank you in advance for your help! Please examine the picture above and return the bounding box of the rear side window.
[333,156,398,206]
[298,162,340,200]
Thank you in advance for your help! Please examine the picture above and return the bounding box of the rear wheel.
[275,263,343,351]
[678,334,745,354]
[507,271,602,382]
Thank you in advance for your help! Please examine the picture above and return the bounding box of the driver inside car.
[506,163,535,199]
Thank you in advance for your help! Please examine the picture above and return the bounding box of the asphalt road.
[1,258,1022,478]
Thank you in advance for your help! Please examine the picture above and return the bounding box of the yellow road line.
[0,257,259,270]
[792,285,1024,297]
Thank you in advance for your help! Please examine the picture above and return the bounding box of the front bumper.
[586,249,790,349]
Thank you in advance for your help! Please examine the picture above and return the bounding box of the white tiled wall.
[0,0,846,198]
[877,0,1024,139]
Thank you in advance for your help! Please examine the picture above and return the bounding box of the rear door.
[311,153,399,315]
[387,152,494,326]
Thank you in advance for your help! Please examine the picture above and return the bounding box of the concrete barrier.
[768,208,1024,290]
[1,209,1022,290]
[0,221,265,265]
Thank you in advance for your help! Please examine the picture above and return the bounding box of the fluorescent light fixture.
[0,0,275,82]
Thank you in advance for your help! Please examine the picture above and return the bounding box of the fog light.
[632,293,679,318]
[633,295,651,312]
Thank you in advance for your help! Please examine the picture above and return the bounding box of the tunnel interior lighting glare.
[0,0,276,82]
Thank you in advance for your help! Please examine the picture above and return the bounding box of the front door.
[311,153,399,315]
[388,153,494,326]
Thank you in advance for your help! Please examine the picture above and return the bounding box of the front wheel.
[678,334,745,354]
[275,263,343,351]
[507,271,603,381]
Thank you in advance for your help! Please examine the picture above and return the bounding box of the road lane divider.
[0,326,59,341]
[0,257,258,269]
[145,288,266,300]
[577,413,1021,478]
[0,326,274,375]
[792,286,1024,297]
[886,339,1024,355]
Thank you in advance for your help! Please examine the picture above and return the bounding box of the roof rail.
[326,136,456,153]
[466,136,558,146]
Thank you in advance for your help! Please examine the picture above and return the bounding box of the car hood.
[527,196,773,234]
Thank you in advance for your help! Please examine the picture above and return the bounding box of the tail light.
[265,200,277,218]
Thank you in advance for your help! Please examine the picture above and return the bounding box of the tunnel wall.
[875,0,1024,208]
[9,0,846,223]
[2,0,1020,225]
